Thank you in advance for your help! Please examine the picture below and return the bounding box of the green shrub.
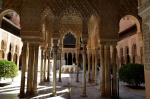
[0,60,18,80]
[119,63,145,86]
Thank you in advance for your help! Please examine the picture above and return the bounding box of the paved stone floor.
[0,70,145,99]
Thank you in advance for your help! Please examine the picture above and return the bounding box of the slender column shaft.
[58,50,62,82]
[72,53,73,64]
[11,53,14,61]
[104,45,111,97]
[17,54,20,69]
[4,52,7,60]
[0,50,3,59]
[130,54,133,63]
[92,51,95,82]
[33,43,39,96]
[67,53,68,65]
[88,50,91,82]
[81,45,87,97]
[47,49,51,81]
[26,43,34,96]
[20,42,27,97]
[40,49,44,83]
[95,50,98,85]
[100,44,105,96]
[44,51,47,81]
[112,45,117,97]
[76,50,79,82]
[51,44,57,96]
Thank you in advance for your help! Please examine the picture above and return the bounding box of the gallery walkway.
[0,70,145,99]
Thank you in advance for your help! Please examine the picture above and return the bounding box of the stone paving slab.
[0,71,146,99]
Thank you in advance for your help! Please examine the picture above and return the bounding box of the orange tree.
[0,60,18,80]
[119,63,144,86]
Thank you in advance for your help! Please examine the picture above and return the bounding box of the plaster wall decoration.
[142,23,150,70]
[138,0,150,14]
[143,16,150,25]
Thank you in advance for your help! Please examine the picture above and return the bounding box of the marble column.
[104,45,111,97]
[67,53,68,65]
[100,44,105,96]
[87,50,91,82]
[19,42,27,97]
[58,49,62,82]
[92,51,95,82]
[40,48,44,83]
[94,49,98,85]
[112,45,117,97]
[130,54,133,63]
[4,52,8,60]
[47,48,51,82]
[11,53,14,61]
[51,43,57,96]
[76,50,79,82]
[16,54,20,69]
[81,44,87,97]
[0,50,4,59]
[44,50,47,81]
[26,43,34,96]
[33,43,39,96]
[72,53,73,64]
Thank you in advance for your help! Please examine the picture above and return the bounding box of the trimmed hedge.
[0,60,18,80]
[119,63,145,86]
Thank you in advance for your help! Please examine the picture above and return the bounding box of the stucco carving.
[138,1,150,14]
[142,23,150,70]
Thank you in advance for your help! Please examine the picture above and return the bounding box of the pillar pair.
[40,48,51,83]
[20,42,39,97]
[100,44,117,97]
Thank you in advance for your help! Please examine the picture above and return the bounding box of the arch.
[63,32,76,48]
[62,31,77,39]
[125,15,141,32]
[60,5,83,20]
[42,7,54,21]
[0,9,20,28]
[119,15,141,33]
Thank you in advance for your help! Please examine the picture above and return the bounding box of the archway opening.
[125,46,130,64]
[68,52,72,65]
[63,32,76,65]
[7,44,12,61]
[132,44,137,63]
[0,9,20,37]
